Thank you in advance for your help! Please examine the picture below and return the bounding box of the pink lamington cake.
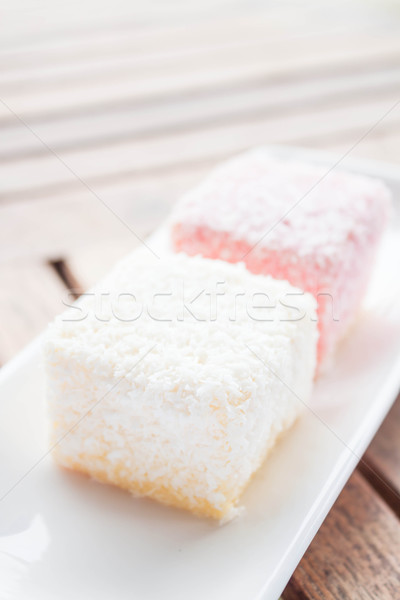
[171,150,392,364]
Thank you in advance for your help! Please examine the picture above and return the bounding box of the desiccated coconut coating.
[171,150,391,362]
[45,252,317,521]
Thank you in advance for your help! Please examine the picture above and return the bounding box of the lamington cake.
[171,151,391,363]
[45,252,317,521]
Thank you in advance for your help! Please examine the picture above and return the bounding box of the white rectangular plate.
[1,147,400,600]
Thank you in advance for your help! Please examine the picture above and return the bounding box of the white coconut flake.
[44,253,317,520]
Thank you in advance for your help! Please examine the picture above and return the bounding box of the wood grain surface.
[283,472,400,600]
[0,261,66,364]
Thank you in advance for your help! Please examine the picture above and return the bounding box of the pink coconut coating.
[171,151,392,363]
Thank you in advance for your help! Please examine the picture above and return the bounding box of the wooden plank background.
[1,0,400,597]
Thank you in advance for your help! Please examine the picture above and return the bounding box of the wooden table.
[1,1,400,597]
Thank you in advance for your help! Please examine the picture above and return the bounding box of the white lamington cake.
[45,252,317,521]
